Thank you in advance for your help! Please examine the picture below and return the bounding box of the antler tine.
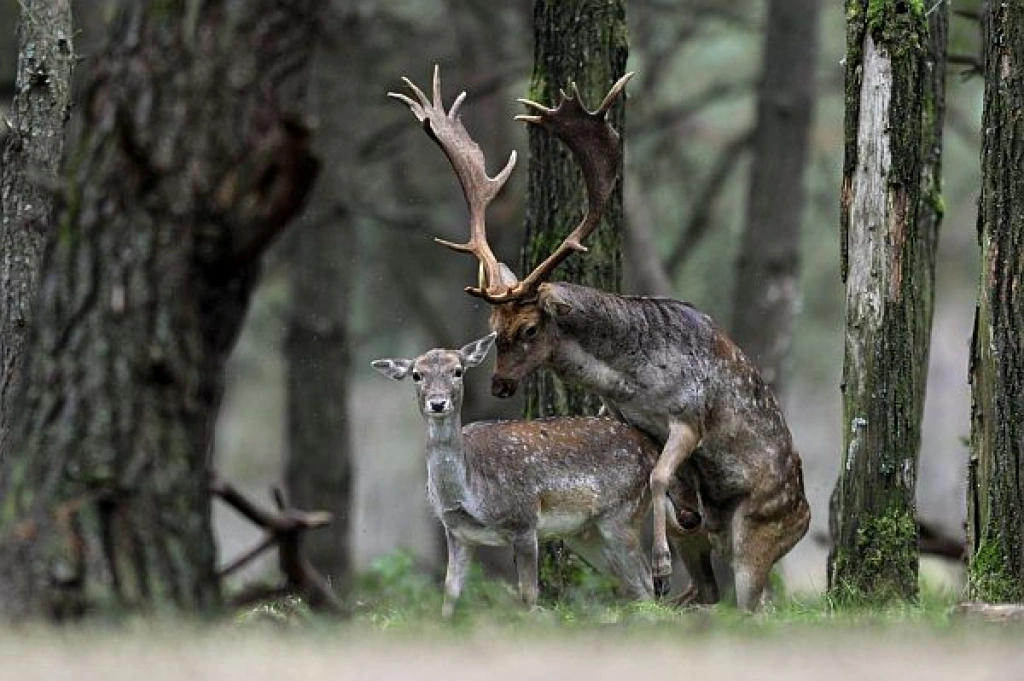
[492,72,633,302]
[388,65,517,298]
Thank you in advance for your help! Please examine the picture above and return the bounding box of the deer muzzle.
[424,396,453,416]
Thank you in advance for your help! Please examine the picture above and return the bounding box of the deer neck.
[424,413,472,511]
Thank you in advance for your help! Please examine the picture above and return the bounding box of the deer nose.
[491,376,518,398]
[428,398,449,413]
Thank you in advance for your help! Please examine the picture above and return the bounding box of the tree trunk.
[283,6,356,592]
[0,0,324,620]
[913,0,947,430]
[729,0,820,396]
[521,0,627,599]
[0,0,74,464]
[967,0,1024,603]
[522,0,627,419]
[828,0,931,604]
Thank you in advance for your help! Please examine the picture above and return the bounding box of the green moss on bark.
[832,510,918,605]
[968,541,1024,602]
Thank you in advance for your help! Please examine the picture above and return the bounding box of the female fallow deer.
[389,68,810,611]
[371,334,702,617]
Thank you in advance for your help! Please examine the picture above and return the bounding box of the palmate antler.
[388,66,516,300]
[390,66,633,303]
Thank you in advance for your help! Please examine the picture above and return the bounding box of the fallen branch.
[952,602,1024,623]
[211,477,345,615]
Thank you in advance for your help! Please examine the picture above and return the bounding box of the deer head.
[371,333,496,418]
[389,66,631,397]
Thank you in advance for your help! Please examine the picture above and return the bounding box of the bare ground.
[5,624,1022,681]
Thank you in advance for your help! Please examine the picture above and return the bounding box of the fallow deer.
[389,67,810,611]
[371,333,703,617]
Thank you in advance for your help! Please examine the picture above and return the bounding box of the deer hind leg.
[511,530,541,608]
[668,526,719,606]
[650,422,700,585]
[731,486,811,612]
[595,510,655,601]
[730,513,789,612]
[664,462,718,604]
[442,529,474,618]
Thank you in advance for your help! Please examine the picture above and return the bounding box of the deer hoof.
[652,551,672,579]
[654,576,671,599]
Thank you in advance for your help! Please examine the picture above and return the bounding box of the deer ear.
[539,286,572,317]
[459,332,496,368]
[371,358,414,380]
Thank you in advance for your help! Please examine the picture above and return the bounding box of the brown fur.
[372,335,706,616]
[486,282,811,611]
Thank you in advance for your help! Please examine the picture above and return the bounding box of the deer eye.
[411,371,422,382]
[523,325,539,341]
[453,367,463,378]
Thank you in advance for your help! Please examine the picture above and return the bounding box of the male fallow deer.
[389,67,810,611]
[372,334,703,617]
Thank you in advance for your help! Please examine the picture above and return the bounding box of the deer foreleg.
[650,422,700,588]
[442,529,473,618]
[512,530,540,608]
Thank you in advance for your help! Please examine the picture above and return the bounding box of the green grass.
[318,550,972,638]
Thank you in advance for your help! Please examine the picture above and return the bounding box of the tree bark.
[912,0,947,430]
[0,0,325,620]
[729,0,819,396]
[0,0,74,465]
[522,0,628,419]
[521,0,627,599]
[283,6,356,592]
[828,0,931,604]
[967,0,1024,603]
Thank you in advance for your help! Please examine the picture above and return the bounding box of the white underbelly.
[536,510,590,538]
[448,524,507,547]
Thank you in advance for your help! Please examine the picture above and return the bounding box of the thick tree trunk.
[0,0,74,464]
[522,0,627,420]
[283,7,356,591]
[729,0,819,396]
[521,0,627,598]
[828,0,930,604]
[0,0,324,620]
[967,0,1024,603]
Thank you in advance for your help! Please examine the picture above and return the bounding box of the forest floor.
[6,556,1023,681]
[4,617,1023,681]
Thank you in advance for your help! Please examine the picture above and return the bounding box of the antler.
[508,72,633,300]
[388,65,517,299]
[389,67,632,304]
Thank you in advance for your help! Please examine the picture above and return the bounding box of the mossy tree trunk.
[0,0,324,620]
[828,0,936,604]
[521,0,627,598]
[0,0,74,465]
[730,0,820,396]
[967,0,1024,603]
[522,0,627,420]
[283,6,356,592]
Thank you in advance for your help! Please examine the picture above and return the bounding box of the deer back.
[459,416,658,531]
